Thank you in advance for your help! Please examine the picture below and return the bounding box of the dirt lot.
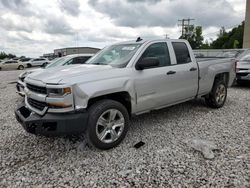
[0,70,249,187]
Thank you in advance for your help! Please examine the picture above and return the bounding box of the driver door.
[134,42,176,112]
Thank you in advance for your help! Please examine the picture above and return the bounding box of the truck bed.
[196,57,236,96]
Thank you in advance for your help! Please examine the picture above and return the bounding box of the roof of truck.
[114,38,188,45]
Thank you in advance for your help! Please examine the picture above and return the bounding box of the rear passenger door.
[168,42,199,100]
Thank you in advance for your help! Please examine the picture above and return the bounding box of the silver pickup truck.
[15,39,236,149]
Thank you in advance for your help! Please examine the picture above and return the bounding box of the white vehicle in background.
[16,54,94,96]
[236,49,250,85]
[0,60,27,70]
[26,58,49,68]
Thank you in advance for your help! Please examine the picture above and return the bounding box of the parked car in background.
[236,49,250,85]
[19,58,32,63]
[26,58,49,67]
[16,54,94,96]
[15,39,236,150]
[0,60,26,70]
[216,50,245,58]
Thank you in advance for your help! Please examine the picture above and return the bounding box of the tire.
[41,62,47,67]
[205,80,227,108]
[18,65,24,70]
[27,64,32,68]
[86,99,129,150]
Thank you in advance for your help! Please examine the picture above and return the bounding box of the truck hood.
[26,64,116,84]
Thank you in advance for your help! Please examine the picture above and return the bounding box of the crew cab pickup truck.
[15,39,236,150]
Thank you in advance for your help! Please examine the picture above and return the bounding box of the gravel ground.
[0,70,249,187]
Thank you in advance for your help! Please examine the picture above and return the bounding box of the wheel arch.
[214,72,229,87]
[87,91,132,116]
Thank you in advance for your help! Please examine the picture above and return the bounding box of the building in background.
[54,47,100,57]
[43,47,100,59]
[243,0,250,48]
[43,53,55,59]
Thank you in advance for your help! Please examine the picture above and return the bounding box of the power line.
[178,18,195,37]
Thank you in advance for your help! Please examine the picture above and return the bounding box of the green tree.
[210,21,244,49]
[0,51,16,59]
[179,25,204,49]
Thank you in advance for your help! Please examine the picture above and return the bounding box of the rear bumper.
[236,73,250,81]
[15,102,88,136]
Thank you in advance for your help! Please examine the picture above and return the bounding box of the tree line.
[0,52,16,60]
[180,21,244,49]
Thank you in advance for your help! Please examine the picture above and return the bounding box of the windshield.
[86,44,141,68]
[46,57,69,68]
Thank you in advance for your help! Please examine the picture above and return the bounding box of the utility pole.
[178,18,195,38]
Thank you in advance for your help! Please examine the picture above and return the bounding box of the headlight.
[47,87,71,97]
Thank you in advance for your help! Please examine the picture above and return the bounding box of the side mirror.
[135,57,160,70]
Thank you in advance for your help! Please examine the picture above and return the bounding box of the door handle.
[189,67,197,71]
[166,71,176,75]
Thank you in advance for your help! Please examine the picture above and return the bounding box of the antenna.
[136,37,143,42]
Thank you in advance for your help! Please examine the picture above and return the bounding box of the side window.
[71,57,80,64]
[140,42,171,68]
[65,58,74,65]
[78,56,91,64]
[172,42,191,64]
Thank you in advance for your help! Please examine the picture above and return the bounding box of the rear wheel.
[86,99,129,150]
[27,64,32,68]
[18,65,24,70]
[205,80,227,108]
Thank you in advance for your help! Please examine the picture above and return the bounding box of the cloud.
[58,0,80,16]
[0,0,35,16]
[43,16,74,35]
[0,16,33,32]
[89,0,243,28]
[0,0,246,57]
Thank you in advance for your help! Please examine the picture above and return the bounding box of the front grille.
[26,83,47,94]
[27,98,47,111]
[237,73,249,77]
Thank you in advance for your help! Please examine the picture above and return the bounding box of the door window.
[172,42,191,64]
[140,42,171,68]
[78,56,91,64]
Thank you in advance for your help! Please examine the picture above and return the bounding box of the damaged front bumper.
[15,102,88,136]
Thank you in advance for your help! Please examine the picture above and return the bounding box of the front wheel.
[205,80,227,108]
[86,99,129,150]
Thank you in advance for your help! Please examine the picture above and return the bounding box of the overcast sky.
[0,0,246,57]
